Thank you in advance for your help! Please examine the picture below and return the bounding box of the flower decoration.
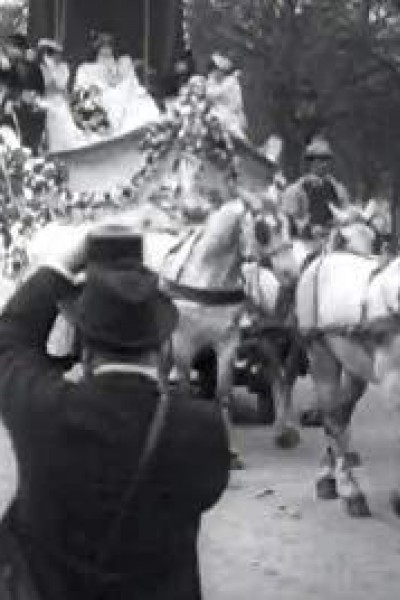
[70,85,111,134]
[0,79,239,278]
[137,78,237,207]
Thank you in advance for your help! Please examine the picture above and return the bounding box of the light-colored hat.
[211,52,233,72]
[304,137,333,160]
[259,134,283,166]
[37,38,63,54]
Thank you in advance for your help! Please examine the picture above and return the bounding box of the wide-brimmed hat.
[61,260,178,352]
[304,137,333,160]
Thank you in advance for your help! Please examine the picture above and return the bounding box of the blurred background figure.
[206,52,247,140]
[258,134,286,207]
[0,34,45,154]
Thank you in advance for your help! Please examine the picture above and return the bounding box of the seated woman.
[38,39,96,152]
[74,31,160,136]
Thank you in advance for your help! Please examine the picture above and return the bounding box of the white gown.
[75,55,160,136]
[206,70,247,139]
[41,58,97,153]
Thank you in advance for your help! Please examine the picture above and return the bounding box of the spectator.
[0,224,230,600]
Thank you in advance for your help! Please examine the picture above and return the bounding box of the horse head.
[328,200,386,255]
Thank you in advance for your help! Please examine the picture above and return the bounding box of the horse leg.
[308,340,342,501]
[328,372,370,516]
[217,329,245,469]
[310,342,370,515]
[273,374,300,449]
[273,336,308,448]
[311,350,370,516]
[170,329,195,394]
[339,372,367,468]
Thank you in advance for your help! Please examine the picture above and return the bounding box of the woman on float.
[74,31,160,136]
[38,39,94,152]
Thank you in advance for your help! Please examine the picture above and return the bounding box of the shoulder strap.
[94,382,171,572]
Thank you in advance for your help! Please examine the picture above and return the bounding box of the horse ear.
[329,202,349,224]
[330,202,361,224]
[361,199,378,222]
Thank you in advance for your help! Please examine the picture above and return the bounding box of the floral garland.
[0,145,70,277]
[0,83,240,278]
[70,85,111,134]
[138,77,237,183]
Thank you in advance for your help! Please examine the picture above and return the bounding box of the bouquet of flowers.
[140,77,237,177]
[70,85,111,134]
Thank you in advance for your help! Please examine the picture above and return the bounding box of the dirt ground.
[200,377,400,600]
[0,377,400,599]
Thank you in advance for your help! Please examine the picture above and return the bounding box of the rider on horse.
[281,137,350,240]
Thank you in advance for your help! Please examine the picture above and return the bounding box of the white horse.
[155,197,276,406]
[20,197,280,463]
[294,252,400,517]
[242,199,386,449]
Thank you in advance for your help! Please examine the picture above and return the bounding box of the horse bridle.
[239,199,294,266]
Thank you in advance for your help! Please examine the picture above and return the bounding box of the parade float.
[0,0,273,273]
[27,0,271,194]
[0,0,277,422]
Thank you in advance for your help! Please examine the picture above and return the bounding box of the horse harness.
[160,215,247,307]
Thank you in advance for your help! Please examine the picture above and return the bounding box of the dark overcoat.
[0,267,230,600]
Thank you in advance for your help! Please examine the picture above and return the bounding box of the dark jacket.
[0,267,230,600]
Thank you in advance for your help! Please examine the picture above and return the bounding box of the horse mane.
[198,199,244,259]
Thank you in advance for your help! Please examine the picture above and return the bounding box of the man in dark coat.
[281,137,350,238]
[0,225,230,599]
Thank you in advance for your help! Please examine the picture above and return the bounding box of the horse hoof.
[274,427,301,449]
[230,451,246,471]
[344,493,371,518]
[316,476,338,500]
[300,408,323,428]
[344,451,362,469]
[389,490,400,517]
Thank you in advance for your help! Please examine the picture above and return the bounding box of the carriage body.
[25,0,279,421]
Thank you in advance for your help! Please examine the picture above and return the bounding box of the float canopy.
[28,0,186,79]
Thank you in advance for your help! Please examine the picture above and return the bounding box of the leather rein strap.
[162,278,245,305]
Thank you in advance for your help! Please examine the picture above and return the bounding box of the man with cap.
[0,224,230,600]
[206,52,247,138]
[281,136,350,238]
